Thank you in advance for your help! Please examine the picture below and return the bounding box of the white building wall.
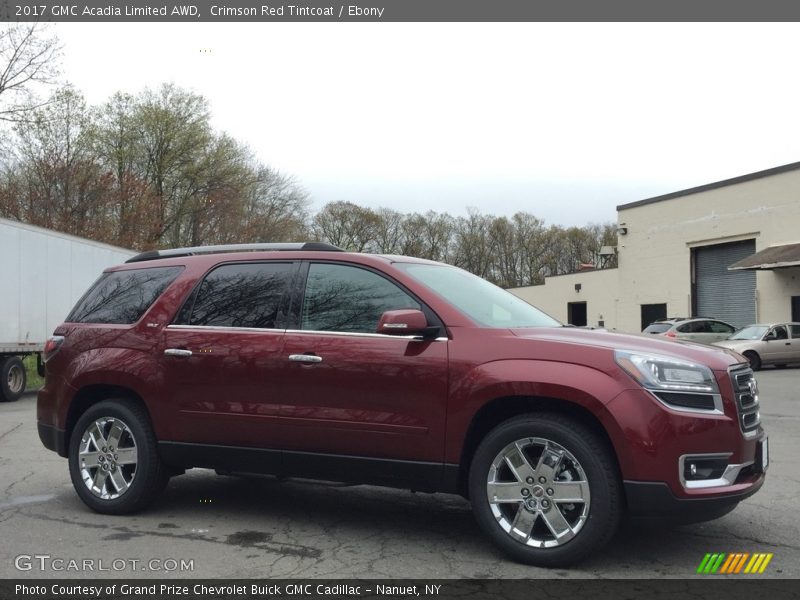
[511,164,800,334]
[617,167,800,331]
[510,268,619,329]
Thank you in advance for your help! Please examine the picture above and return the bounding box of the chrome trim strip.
[647,390,724,415]
[166,324,448,342]
[167,324,285,334]
[285,329,448,342]
[678,453,753,489]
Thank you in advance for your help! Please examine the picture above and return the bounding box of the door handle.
[289,354,322,364]
[164,348,193,358]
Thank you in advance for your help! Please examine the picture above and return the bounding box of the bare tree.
[312,201,379,251]
[0,24,61,122]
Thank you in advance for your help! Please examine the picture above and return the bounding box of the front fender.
[445,359,632,471]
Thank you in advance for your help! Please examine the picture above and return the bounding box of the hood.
[510,326,745,370]
[713,339,751,352]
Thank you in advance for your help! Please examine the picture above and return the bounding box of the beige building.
[511,161,800,334]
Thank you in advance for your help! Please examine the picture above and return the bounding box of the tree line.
[311,203,617,287]
[0,24,617,289]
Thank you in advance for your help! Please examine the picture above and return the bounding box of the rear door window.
[67,266,183,324]
[178,262,294,329]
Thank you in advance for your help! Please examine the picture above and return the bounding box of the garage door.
[694,240,756,329]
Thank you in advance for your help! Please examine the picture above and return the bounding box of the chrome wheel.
[487,437,590,548]
[6,362,24,394]
[78,417,138,500]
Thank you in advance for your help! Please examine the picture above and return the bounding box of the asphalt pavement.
[0,368,797,579]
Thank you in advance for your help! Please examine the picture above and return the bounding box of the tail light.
[665,331,677,338]
[43,336,65,362]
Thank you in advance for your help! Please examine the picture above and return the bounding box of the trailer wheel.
[1,356,27,402]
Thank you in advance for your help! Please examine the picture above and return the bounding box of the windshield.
[396,263,560,328]
[729,325,769,340]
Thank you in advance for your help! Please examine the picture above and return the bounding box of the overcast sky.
[55,23,800,227]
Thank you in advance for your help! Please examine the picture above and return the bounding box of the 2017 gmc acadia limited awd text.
[37,243,768,567]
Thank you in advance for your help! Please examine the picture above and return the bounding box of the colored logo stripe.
[697,553,773,574]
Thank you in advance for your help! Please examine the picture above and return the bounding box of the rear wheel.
[68,399,168,514]
[0,356,26,402]
[743,351,762,371]
[469,414,621,567]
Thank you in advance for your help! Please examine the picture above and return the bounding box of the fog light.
[683,457,728,481]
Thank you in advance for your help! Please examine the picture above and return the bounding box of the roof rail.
[125,242,344,263]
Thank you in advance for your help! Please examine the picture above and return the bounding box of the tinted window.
[770,325,788,340]
[184,263,293,329]
[67,267,183,324]
[302,263,420,333]
[708,321,734,334]
[677,321,709,333]
[791,325,800,338]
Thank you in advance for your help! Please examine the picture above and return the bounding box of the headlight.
[614,350,721,412]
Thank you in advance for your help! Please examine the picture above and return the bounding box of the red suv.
[37,243,768,566]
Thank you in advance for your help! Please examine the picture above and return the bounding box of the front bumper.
[624,473,765,523]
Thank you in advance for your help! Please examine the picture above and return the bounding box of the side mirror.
[376,309,429,336]
[765,331,777,341]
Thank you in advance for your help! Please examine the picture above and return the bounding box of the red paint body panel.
[38,249,766,508]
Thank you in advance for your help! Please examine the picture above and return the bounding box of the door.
[761,325,791,363]
[567,302,587,326]
[160,261,297,453]
[693,240,756,328]
[641,303,667,331]
[278,262,449,481]
[792,297,800,322]
[789,324,800,363]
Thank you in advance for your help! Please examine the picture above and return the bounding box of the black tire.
[469,413,621,567]
[743,351,762,371]
[0,356,26,402]
[68,399,169,514]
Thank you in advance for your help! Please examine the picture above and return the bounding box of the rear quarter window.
[67,266,183,324]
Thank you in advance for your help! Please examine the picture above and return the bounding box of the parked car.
[37,243,767,567]
[643,317,737,344]
[714,323,800,370]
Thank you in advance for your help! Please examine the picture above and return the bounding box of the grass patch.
[23,354,44,390]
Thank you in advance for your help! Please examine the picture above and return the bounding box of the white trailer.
[0,218,135,401]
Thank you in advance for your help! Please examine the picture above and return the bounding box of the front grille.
[730,366,761,434]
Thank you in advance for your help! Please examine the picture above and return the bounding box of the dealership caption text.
[16,584,441,597]
[13,4,385,18]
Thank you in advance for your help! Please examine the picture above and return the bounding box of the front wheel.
[743,351,762,371]
[469,414,621,567]
[68,399,169,514]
